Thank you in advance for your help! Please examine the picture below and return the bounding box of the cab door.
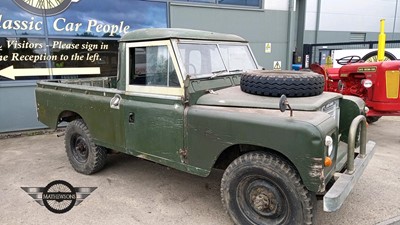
[123,40,185,163]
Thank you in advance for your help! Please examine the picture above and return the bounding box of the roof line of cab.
[119,28,248,43]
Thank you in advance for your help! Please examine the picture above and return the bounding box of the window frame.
[125,40,184,96]
[172,39,259,79]
[172,0,262,9]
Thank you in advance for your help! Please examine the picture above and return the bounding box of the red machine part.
[310,61,400,120]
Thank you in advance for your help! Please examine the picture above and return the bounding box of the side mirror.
[279,95,293,117]
[279,95,287,112]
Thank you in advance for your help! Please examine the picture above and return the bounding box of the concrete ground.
[0,117,399,225]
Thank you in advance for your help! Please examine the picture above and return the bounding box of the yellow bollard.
[377,19,386,62]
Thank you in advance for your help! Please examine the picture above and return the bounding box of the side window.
[129,45,180,87]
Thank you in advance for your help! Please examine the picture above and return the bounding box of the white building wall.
[264,0,289,11]
[306,0,400,33]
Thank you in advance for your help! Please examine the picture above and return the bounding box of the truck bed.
[35,76,125,151]
[42,76,118,89]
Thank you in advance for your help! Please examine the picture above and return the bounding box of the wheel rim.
[71,134,89,163]
[237,177,289,224]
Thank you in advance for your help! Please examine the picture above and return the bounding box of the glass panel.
[178,43,226,78]
[45,0,168,37]
[219,45,257,71]
[0,37,48,81]
[175,0,260,7]
[218,0,260,7]
[175,0,216,3]
[129,46,179,87]
[0,2,44,36]
[49,38,119,79]
[0,0,168,82]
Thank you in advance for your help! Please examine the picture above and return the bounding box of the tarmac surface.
[0,117,400,225]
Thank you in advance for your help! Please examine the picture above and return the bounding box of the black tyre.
[362,50,396,62]
[241,70,324,97]
[367,116,381,124]
[65,119,107,174]
[221,152,314,225]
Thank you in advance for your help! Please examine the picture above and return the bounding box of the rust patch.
[309,157,323,177]
[309,157,326,193]
[179,148,188,164]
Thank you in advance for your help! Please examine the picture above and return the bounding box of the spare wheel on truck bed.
[240,70,325,97]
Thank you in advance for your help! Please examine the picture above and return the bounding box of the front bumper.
[323,115,377,212]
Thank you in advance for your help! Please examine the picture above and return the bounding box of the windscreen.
[178,43,257,78]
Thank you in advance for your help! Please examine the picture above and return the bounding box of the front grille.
[321,100,340,127]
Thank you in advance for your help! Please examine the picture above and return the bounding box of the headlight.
[325,136,333,156]
[362,79,373,88]
[364,106,370,114]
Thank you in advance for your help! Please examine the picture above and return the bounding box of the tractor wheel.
[65,119,107,175]
[367,116,381,124]
[240,70,324,97]
[221,151,314,225]
[362,50,396,62]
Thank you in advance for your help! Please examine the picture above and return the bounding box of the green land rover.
[36,28,376,225]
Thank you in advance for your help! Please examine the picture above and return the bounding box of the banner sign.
[0,0,168,81]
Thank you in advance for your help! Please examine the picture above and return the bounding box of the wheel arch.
[213,144,321,193]
[213,144,296,170]
[58,110,83,124]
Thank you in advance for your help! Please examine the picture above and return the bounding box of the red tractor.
[310,55,400,123]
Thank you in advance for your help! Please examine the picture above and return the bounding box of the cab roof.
[120,28,247,43]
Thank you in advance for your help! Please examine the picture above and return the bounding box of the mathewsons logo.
[21,180,97,214]
[12,0,80,16]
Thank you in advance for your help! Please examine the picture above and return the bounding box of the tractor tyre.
[362,50,396,62]
[240,70,324,97]
[367,116,381,124]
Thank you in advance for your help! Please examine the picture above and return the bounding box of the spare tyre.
[240,70,324,97]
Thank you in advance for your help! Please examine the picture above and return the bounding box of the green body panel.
[339,95,365,143]
[35,84,126,151]
[122,94,184,162]
[36,81,210,176]
[186,105,335,192]
[197,86,342,111]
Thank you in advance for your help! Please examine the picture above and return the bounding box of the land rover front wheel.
[221,152,314,225]
[65,119,107,175]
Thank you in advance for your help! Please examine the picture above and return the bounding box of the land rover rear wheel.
[241,70,324,97]
[221,152,314,225]
[65,119,107,175]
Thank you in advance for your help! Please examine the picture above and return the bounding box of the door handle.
[129,113,135,123]
[110,94,121,109]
